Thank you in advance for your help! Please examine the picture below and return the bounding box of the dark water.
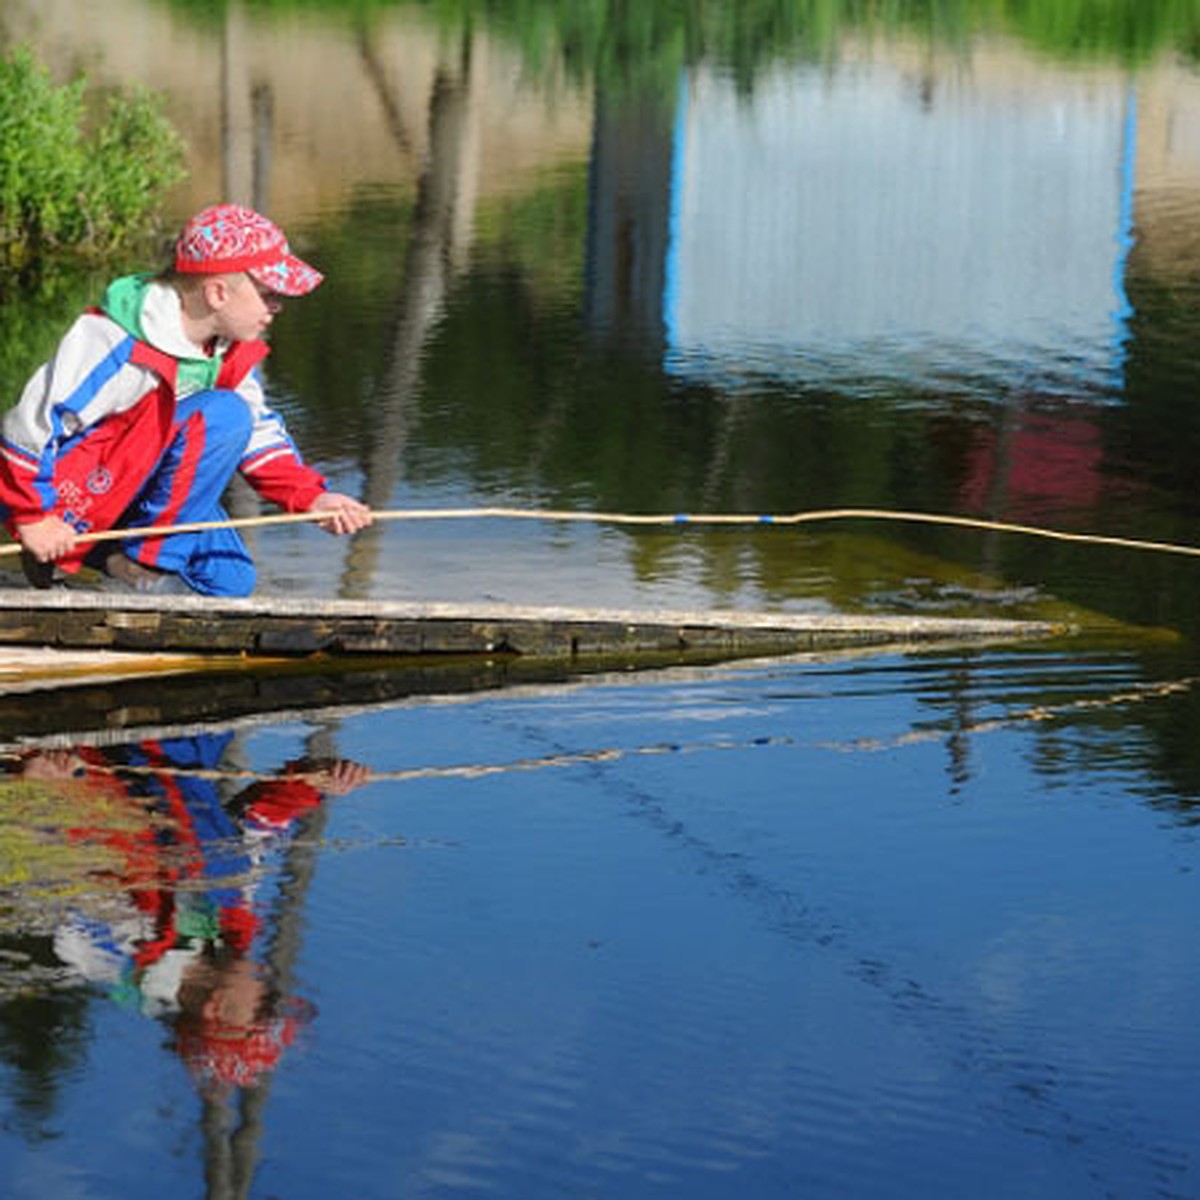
[4,4,1200,1197]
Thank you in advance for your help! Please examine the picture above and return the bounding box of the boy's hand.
[17,515,78,562]
[18,749,89,781]
[306,492,373,536]
[304,758,374,795]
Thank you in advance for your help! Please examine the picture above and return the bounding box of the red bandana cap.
[174,204,323,297]
[178,995,316,1092]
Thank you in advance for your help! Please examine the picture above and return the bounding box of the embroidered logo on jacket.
[86,467,113,495]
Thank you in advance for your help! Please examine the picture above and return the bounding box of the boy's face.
[207,272,284,342]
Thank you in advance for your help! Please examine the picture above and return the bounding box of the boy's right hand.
[18,515,79,562]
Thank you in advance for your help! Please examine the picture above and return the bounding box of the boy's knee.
[178,528,257,596]
[187,389,253,444]
[186,558,257,597]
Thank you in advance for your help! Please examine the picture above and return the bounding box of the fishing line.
[4,505,1200,560]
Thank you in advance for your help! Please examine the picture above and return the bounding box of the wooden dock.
[0,588,1066,665]
[0,589,1073,744]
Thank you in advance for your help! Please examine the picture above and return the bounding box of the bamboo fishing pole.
[3,505,1200,560]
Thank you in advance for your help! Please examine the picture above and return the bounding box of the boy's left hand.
[306,492,373,536]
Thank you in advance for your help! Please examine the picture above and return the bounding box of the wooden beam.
[0,588,1067,660]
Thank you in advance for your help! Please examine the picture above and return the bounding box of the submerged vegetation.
[0,47,187,269]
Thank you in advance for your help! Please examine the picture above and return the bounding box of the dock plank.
[0,588,1067,662]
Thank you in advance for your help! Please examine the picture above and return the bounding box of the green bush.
[0,47,187,268]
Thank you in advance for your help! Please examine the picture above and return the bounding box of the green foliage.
[0,47,187,269]
[0,265,108,415]
[82,86,189,253]
[163,0,1200,88]
[439,0,1200,79]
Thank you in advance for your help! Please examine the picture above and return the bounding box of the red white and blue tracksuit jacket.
[0,275,328,594]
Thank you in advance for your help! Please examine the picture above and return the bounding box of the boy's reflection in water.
[15,733,369,1096]
[174,948,311,1094]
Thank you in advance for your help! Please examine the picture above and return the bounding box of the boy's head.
[173,204,322,297]
[172,946,315,1096]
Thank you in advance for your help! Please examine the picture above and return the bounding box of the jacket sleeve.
[236,370,328,512]
[235,776,323,830]
[0,315,149,525]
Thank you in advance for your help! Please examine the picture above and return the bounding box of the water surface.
[4,642,1200,1198]
[3,3,1200,1197]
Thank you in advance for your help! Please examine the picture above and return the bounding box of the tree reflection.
[338,25,481,598]
[0,943,90,1142]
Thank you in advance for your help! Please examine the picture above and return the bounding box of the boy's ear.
[201,275,234,308]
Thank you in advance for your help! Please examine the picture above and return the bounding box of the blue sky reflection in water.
[4,0,1200,1196]
[3,646,1200,1197]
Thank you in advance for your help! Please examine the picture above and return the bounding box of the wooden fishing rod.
[3,505,1200,560]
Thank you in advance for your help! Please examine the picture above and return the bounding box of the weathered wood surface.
[0,645,211,688]
[0,588,1067,660]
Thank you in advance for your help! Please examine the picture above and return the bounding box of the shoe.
[101,552,193,595]
[20,550,65,590]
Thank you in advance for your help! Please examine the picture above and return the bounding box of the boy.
[0,203,372,595]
